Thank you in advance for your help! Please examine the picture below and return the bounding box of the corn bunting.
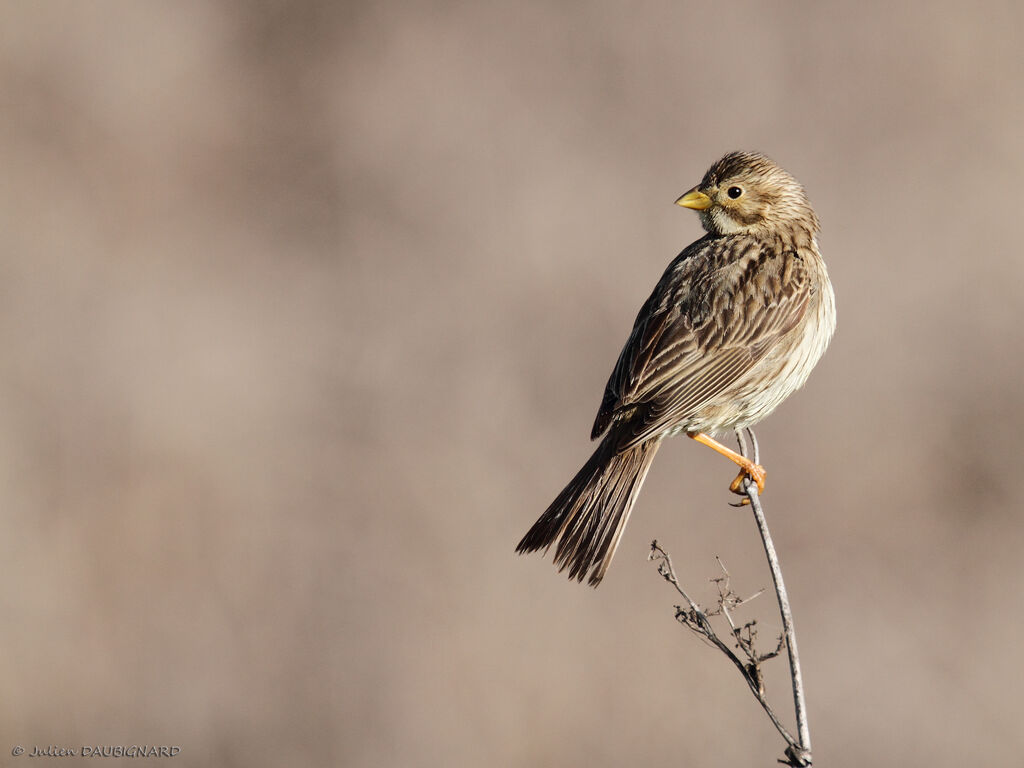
[517,151,836,585]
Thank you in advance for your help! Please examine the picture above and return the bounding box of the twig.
[737,428,811,766]
[649,542,801,759]
[649,430,812,767]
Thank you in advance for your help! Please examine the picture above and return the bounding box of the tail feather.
[516,436,660,586]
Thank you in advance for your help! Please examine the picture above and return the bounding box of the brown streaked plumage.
[517,151,836,586]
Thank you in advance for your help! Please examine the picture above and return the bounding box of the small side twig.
[649,429,812,767]
[649,542,801,758]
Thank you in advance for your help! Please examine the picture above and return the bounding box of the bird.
[516,151,835,586]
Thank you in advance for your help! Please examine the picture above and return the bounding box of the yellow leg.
[689,432,767,494]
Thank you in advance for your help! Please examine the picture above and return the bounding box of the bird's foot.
[689,432,767,505]
[727,462,766,505]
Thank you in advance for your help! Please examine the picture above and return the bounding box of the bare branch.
[649,429,813,767]
[648,542,800,755]
[738,428,811,766]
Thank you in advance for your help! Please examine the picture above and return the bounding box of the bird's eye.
[727,186,743,199]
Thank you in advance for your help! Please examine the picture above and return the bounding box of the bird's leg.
[689,432,767,494]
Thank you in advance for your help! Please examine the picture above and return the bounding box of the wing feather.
[592,236,811,450]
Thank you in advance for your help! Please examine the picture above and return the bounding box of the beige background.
[2,2,1022,766]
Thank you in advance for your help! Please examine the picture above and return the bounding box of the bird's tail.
[516,435,661,586]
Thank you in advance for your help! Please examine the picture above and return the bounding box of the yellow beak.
[675,189,712,211]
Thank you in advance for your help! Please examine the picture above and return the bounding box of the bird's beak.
[675,188,712,210]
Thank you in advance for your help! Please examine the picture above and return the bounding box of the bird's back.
[594,230,834,443]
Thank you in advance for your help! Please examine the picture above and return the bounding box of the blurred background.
[1,1,1022,766]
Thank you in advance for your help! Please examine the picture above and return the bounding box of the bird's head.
[676,151,819,236]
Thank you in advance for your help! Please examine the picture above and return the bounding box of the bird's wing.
[592,235,813,450]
